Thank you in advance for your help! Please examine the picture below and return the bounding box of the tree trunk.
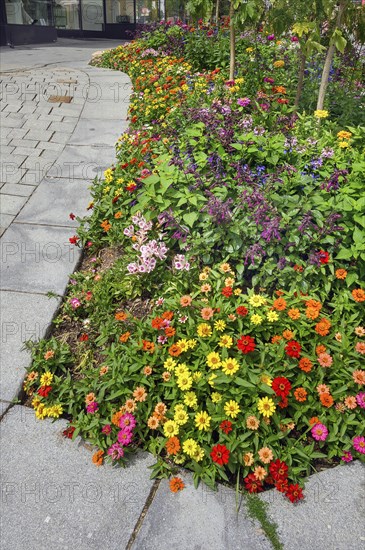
[229,2,235,80]
[316,0,347,111]
[294,50,306,109]
[215,0,220,23]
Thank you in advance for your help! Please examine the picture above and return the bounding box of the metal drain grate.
[47,95,73,103]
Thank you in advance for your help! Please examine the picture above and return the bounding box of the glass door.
[81,0,104,30]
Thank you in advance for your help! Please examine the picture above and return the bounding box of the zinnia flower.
[210,444,230,465]
[220,420,233,434]
[257,397,276,418]
[294,387,307,402]
[355,342,365,355]
[244,473,263,493]
[237,335,255,353]
[269,459,288,481]
[254,466,267,481]
[318,353,333,368]
[272,377,291,397]
[246,416,260,430]
[311,423,328,441]
[224,400,241,418]
[243,452,254,466]
[169,477,185,493]
[353,370,365,385]
[194,411,211,431]
[356,392,365,408]
[285,484,304,503]
[352,289,365,302]
[285,340,301,358]
[353,436,365,454]
[298,357,313,372]
[258,447,273,464]
[166,437,181,455]
[341,451,353,462]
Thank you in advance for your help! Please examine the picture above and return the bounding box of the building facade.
[0,0,174,45]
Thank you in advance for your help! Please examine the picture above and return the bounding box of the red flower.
[285,483,304,503]
[37,385,52,397]
[275,478,289,493]
[318,250,330,264]
[62,426,75,439]
[236,306,248,316]
[69,235,79,245]
[269,459,288,481]
[210,444,230,466]
[112,195,120,204]
[285,340,301,358]
[221,286,233,297]
[126,183,137,192]
[219,420,233,434]
[69,213,76,220]
[79,333,89,342]
[244,473,263,493]
[237,335,255,353]
[277,397,289,409]
[272,377,292,397]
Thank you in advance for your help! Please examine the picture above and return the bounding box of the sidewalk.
[0,40,364,550]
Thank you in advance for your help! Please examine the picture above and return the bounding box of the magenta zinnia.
[311,423,328,441]
[353,436,365,454]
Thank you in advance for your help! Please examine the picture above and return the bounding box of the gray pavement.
[0,40,364,550]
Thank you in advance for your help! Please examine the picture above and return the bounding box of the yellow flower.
[224,400,241,418]
[234,289,242,296]
[195,411,211,431]
[267,311,279,322]
[163,420,179,437]
[261,374,272,386]
[176,339,189,352]
[208,373,217,386]
[249,294,266,307]
[193,372,202,382]
[199,272,209,281]
[164,358,177,372]
[47,404,63,418]
[220,262,232,273]
[174,455,186,464]
[35,404,47,420]
[246,47,254,52]
[182,438,198,457]
[174,403,185,413]
[214,320,226,332]
[40,372,53,386]
[219,334,233,348]
[257,397,276,418]
[197,323,212,338]
[211,392,222,403]
[191,445,205,462]
[314,109,329,119]
[175,363,189,377]
[273,60,285,68]
[31,397,41,409]
[174,409,189,425]
[221,357,240,376]
[338,141,349,148]
[206,352,221,369]
[187,339,197,349]
[251,314,263,325]
[225,277,235,287]
[184,392,198,408]
[176,374,193,391]
[337,130,352,140]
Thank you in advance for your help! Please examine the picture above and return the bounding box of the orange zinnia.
[294,387,307,402]
[287,308,300,320]
[169,477,185,493]
[316,344,326,355]
[180,295,192,307]
[120,331,131,343]
[335,269,347,280]
[166,436,181,455]
[298,357,313,373]
[309,416,319,426]
[92,450,104,467]
[155,402,167,415]
[273,297,287,311]
[151,317,164,329]
[352,289,365,302]
[112,410,124,427]
[162,311,174,320]
[320,393,334,407]
[271,335,282,344]
[305,307,320,320]
[169,344,182,357]
[142,340,155,353]
[315,318,331,336]
[133,386,147,402]
[282,329,294,340]
[115,312,128,321]
[164,327,176,338]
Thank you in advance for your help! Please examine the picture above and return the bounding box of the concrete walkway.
[0,40,364,550]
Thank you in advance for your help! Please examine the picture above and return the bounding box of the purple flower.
[237,97,251,107]
[117,428,133,446]
[86,402,99,414]
[353,436,365,454]
[70,298,81,309]
[267,34,275,41]
[356,392,365,409]
[107,443,124,460]
[341,451,353,462]
[311,423,328,441]
[119,413,136,431]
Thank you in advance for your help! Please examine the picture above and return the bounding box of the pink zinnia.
[119,413,136,431]
[341,451,353,462]
[107,443,124,460]
[86,402,99,414]
[117,428,133,446]
[353,436,365,454]
[356,392,365,409]
[102,424,111,435]
[355,342,365,355]
[317,353,333,367]
[70,298,81,309]
[311,423,328,441]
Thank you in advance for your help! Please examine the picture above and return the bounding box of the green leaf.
[183,212,199,227]
[335,248,353,260]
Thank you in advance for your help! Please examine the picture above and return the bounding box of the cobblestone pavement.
[0,40,364,550]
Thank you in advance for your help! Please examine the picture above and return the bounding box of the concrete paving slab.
[47,145,116,179]
[260,462,365,550]
[0,290,60,404]
[0,214,15,235]
[0,406,155,550]
[133,474,272,550]
[16,178,91,227]
[80,100,129,120]
[0,194,28,215]
[0,183,36,197]
[68,118,121,146]
[0,223,82,295]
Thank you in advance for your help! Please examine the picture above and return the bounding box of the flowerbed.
[24,23,365,503]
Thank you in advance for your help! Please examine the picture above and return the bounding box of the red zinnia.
[277,397,289,409]
[222,286,233,297]
[285,483,304,503]
[272,377,292,397]
[219,420,233,434]
[244,473,263,493]
[69,235,78,245]
[62,426,75,439]
[236,306,248,316]
[79,333,89,342]
[285,340,301,358]
[275,478,289,493]
[37,385,52,397]
[210,444,230,466]
[269,459,288,481]
[318,250,330,264]
[237,335,256,353]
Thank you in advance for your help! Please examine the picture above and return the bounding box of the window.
[105,0,134,23]
[5,0,54,25]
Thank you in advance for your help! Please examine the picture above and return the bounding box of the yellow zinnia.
[248,294,266,307]
[197,323,212,338]
[219,334,233,348]
[314,109,329,119]
[184,392,198,408]
[40,372,53,386]
[267,311,279,322]
[195,411,211,431]
[224,400,241,418]
[221,357,240,376]
[257,397,276,418]
[206,352,221,369]
[163,420,179,437]
[251,314,263,325]
[182,438,198,457]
